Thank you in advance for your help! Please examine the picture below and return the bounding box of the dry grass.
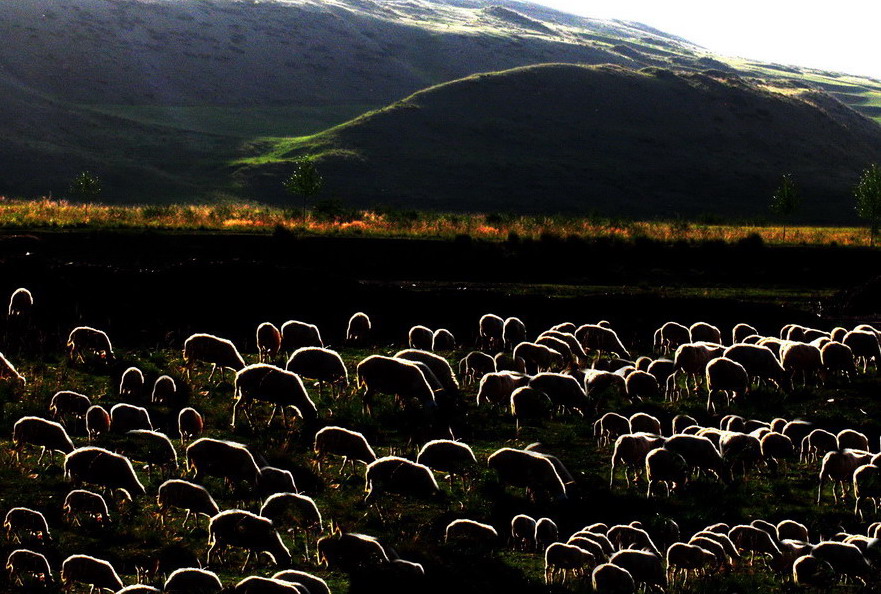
[0,198,874,246]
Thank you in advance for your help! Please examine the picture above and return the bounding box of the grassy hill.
[236,64,881,221]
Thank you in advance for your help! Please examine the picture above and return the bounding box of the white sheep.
[364,456,439,504]
[818,449,872,504]
[7,287,33,318]
[705,357,749,413]
[157,479,220,529]
[183,333,246,382]
[608,549,665,591]
[233,364,317,427]
[272,570,331,594]
[432,328,455,351]
[257,322,282,362]
[12,416,75,464]
[445,519,498,546]
[64,446,146,498]
[4,507,51,543]
[286,347,349,398]
[164,567,223,593]
[666,542,716,585]
[186,438,260,486]
[544,542,594,584]
[356,355,436,415]
[479,313,505,350]
[61,554,123,593]
[313,426,377,473]
[591,562,635,594]
[345,312,371,344]
[280,320,323,352]
[66,326,114,363]
[510,514,537,551]
[118,367,144,402]
[207,509,291,568]
[503,317,527,350]
[610,433,666,488]
[489,447,567,500]
[6,548,53,587]
[63,489,110,526]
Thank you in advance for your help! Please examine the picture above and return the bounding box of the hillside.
[237,64,881,221]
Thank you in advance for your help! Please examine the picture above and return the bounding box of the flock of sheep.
[4,284,881,593]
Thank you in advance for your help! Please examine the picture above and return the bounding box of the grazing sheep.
[207,509,291,568]
[7,287,33,318]
[776,520,809,542]
[782,420,814,455]
[792,554,835,588]
[664,434,726,482]
[259,493,323,538]
[272,570,331,594]
[488,447,567,500]
[629,412,662,435]
[853,464,881,519]
[346,312,371,344]
[178,407,204,443]
[280,320,323,352]
[183,333,246,382]
[479,314,505,350]
[728,525,781,566]
[417,439,477,480]
[821,341,858,381]
[49,391,90,430]
[529,372,589,415]
[408,325,433,350]
[317,532,389,571]
[513,342,563,374]
[395,349,459,395]
[668,342,723,399]
[445,519,498,546]
[592,562,635,594]
[235,576,306,594]
[838,428,870,451]
[536,335,574,367]
[110,403,152,433]
[544,542,594,584]
[843,330,881,372]
[583,369,626,402]
[608,549,665,591]
[672,414,698,434]
[594,412,631,447]
[494,352,526,373]
[12,416,75,464]
[118,367,144,402]
[608,525,661,555]
[780,342,823,387]
[157,479,220,528]
[723,344,790,391]
[364,456,440,503]
[286,347,349,398]
[6,548,52,587]
[646,447,688,497]
[624,371,659,402]
[477,371,529,407]
[86,405,110,441]
[534,517,559,550]
[503,317,527,351]
[356,355,436,415]
[186,438,260,486]
[233,364,318,427]
[510,386,553,431]
[760,432,795,470]
[66,326,114,363]
[666,543,716,584]
[576,324,630,358]
[257,322,283,363]
[61,554,123,593]
[432,328,455,351]
[705,357,749,413]
[687,536,727,566]
[459,351,495,386]
[610,433,666,488]
[164,567,223,593]
[720,432,762,479]
[4,507,51,543]
[542,330,587,363]
[731,323,758,344]
[655,322,690,354]
[258,467,297,498]
[314,426,377,473]
[689,322,722,344]
[511,515,537,551]
[151,375,177,405]
[811,541,872,584]
[64,489,110,526]
[64,446,146,497]
[818,449,873,504]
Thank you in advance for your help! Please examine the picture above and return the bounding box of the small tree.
[769,173,800,242]
[69,171,102,202]
[282,157,323,222]
[855,163,881,247]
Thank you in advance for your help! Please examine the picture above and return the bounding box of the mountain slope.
[236,64,881,221]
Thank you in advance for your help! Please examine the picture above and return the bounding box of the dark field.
[2,232,881,593]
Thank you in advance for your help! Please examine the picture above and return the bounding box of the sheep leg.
[267,406,277,427]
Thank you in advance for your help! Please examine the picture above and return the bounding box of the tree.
[855,163,881,247]
[769,173,800,242]
[283,157,323,222]
[69,171,102,202]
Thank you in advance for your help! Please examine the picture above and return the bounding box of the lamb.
[723,343,790,390]
[356,355,436,415]
[4,507,51,543]
[286,347,349,398]
[528,372,589,415]
[477,371,529,407]
[818,449,873,504]
[666,543,716,584]
[233,364,318,427]
[280,320,323,351]
[164,567,223,593]
[732,323,759,344]
[118,367,144,402]
[668,342,723,399]
[513,342,563,374]
[64,446,146,497]
[625,370,659,402]
[705,357,749,413]
[259,493,323,537]
[511,514,537,551]
[488,447,567,500]
[407,325,434,351]
[645,447,688,497]
[7,287,33,318]
[510,386,553,431]
[479,313,505,350]
[314,426,377,473]
[178,407,204,443]
[459,351,495,386]
[61,554,123,593]
[5,548,53,587]
[655,322,690,354]
[591,563,636,594]
[838,428,870,451]
[272,570,331,594]
[234,576,306,594]
[157,479,220,528]
[610,433,666,488]
[593,412,631,447]
[49,390,91,425]
[151,375,177,405]
[544,542,594,584]
[853,463,881,519]
[345,312,371,344]
[576,324,630,358]
[843,330,881,372]
[186,438,260,486]
[395,349,459,395]
[608,549,665,591]
[416,439,477,481]
[86,405,111,440]
[317,532,389,571]
[629,412,662,435]
[811,541,872,584]
[780,342,823,387]
[821,341,858,381]
[257,467,297,498]
[63,489,110,526]
[503,317,527,350]
[432,328,456,351]
[12,416,75,464]
[183,333,246,381]
[445,519,498,546]
[364,456,440,503]
[257,322,282,363]
[207,509,291,568]
[110,403,153,433]
[66,326,114,363]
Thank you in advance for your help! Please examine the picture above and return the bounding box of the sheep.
[459,351,495,386]
[406,325,432,350]
[818,449,873,504]
[118,367,144,402]
[432,328,455,351]
[610,433,666,488]
[317,532,389,571]
[624,370,659,402]
[567,536,605,561]
[594,412,630,447]
[853,464,881,519]
[345,312,371,344]
[313,426,376,473]
[151,375,177,405]
[646,447,688,497]
[257,322,282,363]
[280,320,323,352]
[760,431,795,471]
[86,405,110,440]
[655,322,690,354]
[728,525,781,566]
[494,351,526,373]
[61,554,123,593]
[666,543,716,585]
[186,438,260,487]
[821,341,858,381]
[723,343,790,390]
[164,567,223,593]
[503,317,527,350]
[178,407,204,443]
[529,372,589,415]
[235,576,307,594]
[511,514,537,551]
[591,562,635,594]
[183,333,246,382]
[6,548,53,587]
[731,323,758,344]
[7,287,32,318]
[533,517,558,550]
[776,520,809,542]
[692,530,739,562]
[524,445,575,488]
[395,349,459,395]
[720,432,762,479]
[286,347,349,398]
[629,412,662,435]
[258,467,297,498]
[364,456,440,504]
[792,554,835,588]
[687,536,727,567]
[583,369,626,401]
[488,447,567,500]
[157,479,220,528]
[544,542,594,584]
[664,434,726,482]
[416,439,477,485]
[705,357,749,413]
[356,355,436,415]
[536,335,574,367]
[780,341,823,387]
[608,549,665,591]
[541,330,587,363]
[838,428,870,451]
[690,322,722,344]
[843,330,881,372]
[64,446,146,498]
[477,371,529,408]
[510,386,553,431]
[233,364,318,427]
[668,342,723,399]
[66,326,114,363]
[3,507,51,543]
[272,570,330,594]
[513,342,563,374]
[207,509,291,568]
[720,414,745,432]
[63,488,111,528]
[12,416,75,464]
[110,403,152,434]
[672,414,697,434]
[608,525,661,555]
[576,324,630,358]
[479,313,505,350]
[259,493,323,546]
[445,519,498,547]
[811,541,872,584]
[782,420,814,454]
[50,390,91,426]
